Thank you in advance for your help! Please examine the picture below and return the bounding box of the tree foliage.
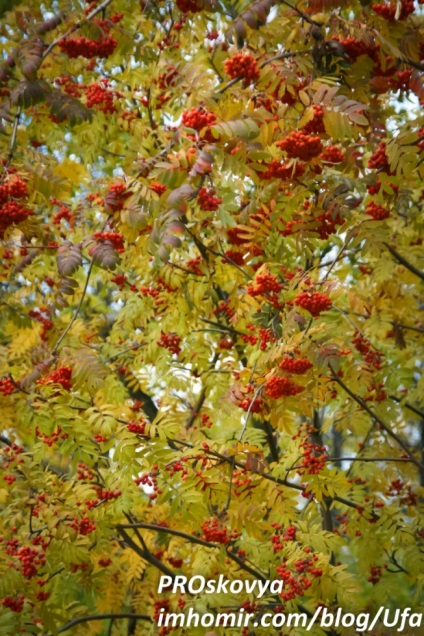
[0,0,423,634]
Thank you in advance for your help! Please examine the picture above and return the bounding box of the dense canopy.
[0,0,423,634]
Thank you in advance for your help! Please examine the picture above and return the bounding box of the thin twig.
[52,258,94,353]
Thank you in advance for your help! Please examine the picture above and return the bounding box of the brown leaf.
[57,244,82,277]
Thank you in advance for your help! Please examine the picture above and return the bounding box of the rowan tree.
[0,0,423,634]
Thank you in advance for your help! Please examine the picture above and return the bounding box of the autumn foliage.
[0,0,424,634]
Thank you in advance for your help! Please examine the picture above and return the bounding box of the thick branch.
[384,243,424,282]
[56,613,152,634]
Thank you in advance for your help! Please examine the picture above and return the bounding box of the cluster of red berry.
[150,181,167,196]
[276,560,315,601]
[0,378,15,396]
[157,331,182,355]
[181,107,215,130]
[85,80,120,113]
[236,387,264,413]
[365,201,390,220]
[69,516,96,536]
[298,439,328,475]
[104,182,130,211]
[270,524,297,552]
[334,37,377,62]
[28,308,53,342]
[111,274,127,290]
[277,131,323,161]
[265,376,303,399]
[156,65,179,90]
[368,141,391,172]
[38,366,72,390]
[213,298,236,320]
[176,0,203,11]
[52,203,74,226]
[368,564,384,584]
[35,425,68,447]
[58,15,122,59]
[388,69,412,91]
[279,356,312,374]
[352,332,383,369]
[127,420,147,435]
[294,291,332,317]
[197,187,222,211]
[77,462,95,481]
[372,0,414,20]
[134,465,162,500]
[385,478,417,506]
[93,231,125,252]
[1,595,25,612]
[282,209,343,240]
[302,105,326,134]
[247,273,283,295]
[186,256,204,276]
[165,458,189,478]
[320,146,345,163]
[259,159,305,181]
[0,176,31,238]
[223,249,244,265]
[200,518,239,544]
[224,54,260,84]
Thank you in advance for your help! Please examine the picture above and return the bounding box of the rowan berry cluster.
[298,439,328,475]
[181,108,216,141]
[224,54,260,84]
[176,0,203,11]
[302,105,325,134]
[0,378,15,396]
[165,459,188,478]
[279,356,312,374]
[276,561,314,601]
[104,182,129,211]
[150,181,167,195]
[200,518,239,544]
[364,381,386,402]
[368,142,391,171]
[93,231,125,252]
[28,308,53,342]
[294,291,332,316]
[85,80,119,113]
[368,564,383,584]
[372,0,414,20]
[69,516,96,536]
[334,37,377,62]
[236,385,264,413]
[213,298,235,319]
[58,13,121,58]
[197,187,222,211]
[259,159,305,181]
[77,462,95,481]
[59,33,117,58]
[157,332,182,355]
[223,249,244,265]
[386,478,417,506]
[111,274,127,290]
[96,487,122,501]
[52,204,73,226]
[320,146,345,163]
[38,366,72,390]
[1,595,25,612]
[233,469,256,498]
[0,177,31,238]
[277,131,323,161]
[156,66,179,89]
[388,69,412,91]
[35,425,68,447]
[265,376,303,399]
[270,524,296,552]
[98,558,112,567]
[247,273,283,295]
[352,332,384,369]
[365,201,390,220]
[186,256,204,276]
[127,420,147,435]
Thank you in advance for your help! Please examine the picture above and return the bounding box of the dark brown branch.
[383,243,424,282]
[330,367,423,470]
[56,613,152,634]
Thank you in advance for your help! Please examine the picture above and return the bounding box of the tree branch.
[383,242,424,282]
[56,613,152,634]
